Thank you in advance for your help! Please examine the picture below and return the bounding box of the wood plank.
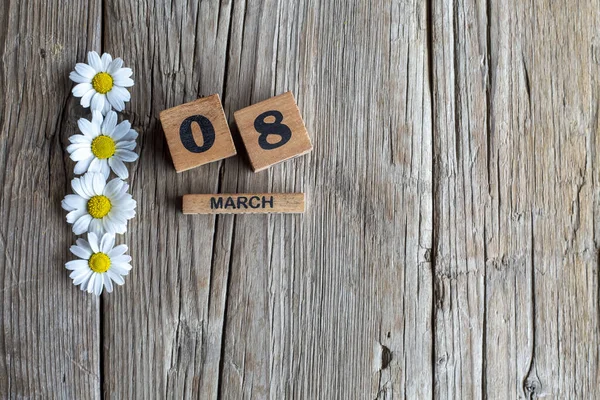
[182,193,305,214]
[432,0,600,397]
[216,0,433,398]
[0,0,102,398]
[101,0,234,398]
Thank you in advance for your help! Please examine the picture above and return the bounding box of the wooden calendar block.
[182,193,305,214]
[233,91,312,172]
[159,94,236,172]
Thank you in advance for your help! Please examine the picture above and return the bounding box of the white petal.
[109,157,128,179]
[104,274,114,293]
[80,89,96,108]
[111,120,131,141]
[92,110,104,127]
[78,117,99,138]
[70,148,94,162]
[111,263,132,275]
[91,92,106,113]
[102,111,118,134]
[66,142,89,153]
[113,76,134,87]
[100,233,115,254]
[122,129,138,141]
[72,83,93,97]
[112,86,131,101]
[70,71,91,84]
[92,173,106,194]
[116,140,136,151]
[73,214,92,235]
[114,149,138,162]
[62,194,87,211]
[104,178,124,198]
[87,51,103,72]
[94,273,104,295]
[112,67,133,79]
[107,270,125,285]
[66,259,89,270]
[101,53,112,71]
[86,273,97,293]
[107,58,124,74]
[73,270,93,286]
[69,135,92,144]
[108,244,128,258]
[89,218,105,236]
[112,255,132,264]
[76,238,94,255]
[102,99,111,115]
[106,90,125,111]
[87,232,100,252]
[80,174,97,198]
[66,209,86,224]
[74,157,94,175]
[75,63,96,79]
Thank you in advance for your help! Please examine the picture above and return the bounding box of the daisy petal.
[73,270,93,286]
[116,140,136,151]
[108,244,128,258]
[75,63,96,79]
[69,135,92,144]
[89,218,104,236]
[111,120,132,141]
[87,51,103,72]
[107,270,125,285]
[112,255,132,264]
[100,233,115,254]
[86,273,96,293]
[94,273,104,295]
[112,86,131,101]
[107,58,124,74]
[66,258,89,270]
[115,149,138,162]
[80,89,95,108]
[112,67,133,79]
[78,117,100,138]
[107,90,125,111]
[74,157,94,175]
[122,129,138,141]
[88,232,100,252]
[91,92,106,113]
[70,148,94,162]
[113,76,134,87]
[92,172,106,194]
[66,209,86,224]
[102,100,111,115]
[101,53,112,71]
[76,238,94,255]
[102,111,118,134]
[111,263,132,275]
[109,157,129,179]
[104,274,114,293]
[62,194,87,211]
[104,178,124,198]
[69,71,91,84]
[73,83,93,97]
[73,214,92,235]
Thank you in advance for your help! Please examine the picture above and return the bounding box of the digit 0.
[179,115,215,153]
[254,110,292,150]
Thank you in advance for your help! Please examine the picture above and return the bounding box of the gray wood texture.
[0,0,598,398]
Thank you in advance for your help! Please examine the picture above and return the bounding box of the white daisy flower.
[62,172,136,236]
[67,110,139,179]
[66,232,132,296]
[69,51,134,115]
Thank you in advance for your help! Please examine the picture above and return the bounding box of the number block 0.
[234,91,313,172]
[159,94,236,172]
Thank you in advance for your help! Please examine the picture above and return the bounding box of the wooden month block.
[233,91,312,172]
[159,94,236,172]
[182,193,305,214]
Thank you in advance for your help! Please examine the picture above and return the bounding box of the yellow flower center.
[88,252,111,273]
[91,135,116,159]
[91,72,114,94]
[87,195,112,219]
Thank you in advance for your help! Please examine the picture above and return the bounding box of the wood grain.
[2,0,599,398]
[0,0,103,398]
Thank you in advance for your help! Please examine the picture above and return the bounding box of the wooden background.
[1,0,599,398]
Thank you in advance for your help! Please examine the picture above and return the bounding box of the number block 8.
[234,91,313,172]
[159,94,237,172]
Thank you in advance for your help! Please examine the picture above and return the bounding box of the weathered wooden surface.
[0,0,598,399]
